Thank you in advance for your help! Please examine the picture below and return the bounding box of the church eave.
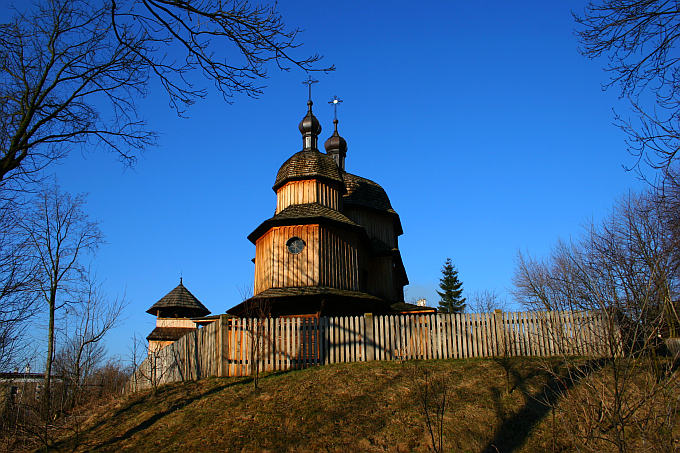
[272,174,346,193]
[247,213,363,244]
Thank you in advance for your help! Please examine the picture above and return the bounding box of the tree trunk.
[43,287,56,447]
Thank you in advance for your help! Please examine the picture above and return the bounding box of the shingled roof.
[227,286,390,317]
[146,326,197,342]
[273,150,344,191]
[146,281,210,317]
[343,172,396,213]
[248,203,361,243]
[248,286,382,300]
[343,172,403,235]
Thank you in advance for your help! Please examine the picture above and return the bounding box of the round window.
[286,237,306,254]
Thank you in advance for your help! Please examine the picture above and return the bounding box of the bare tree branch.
[575,1,680,177]
[0,0,332,185]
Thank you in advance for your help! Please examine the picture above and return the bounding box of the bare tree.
[574,1,680,176]
[467,289,508,314]
[54,273,125,409]
[19,183,102,434]
[244,298,270,390]
[513,191,679,452]
[409,364,450,453]
[0,194,39,370]
[0,0,332,185]
[127,333,174,394]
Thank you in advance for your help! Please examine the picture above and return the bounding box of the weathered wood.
[127,311,614,392]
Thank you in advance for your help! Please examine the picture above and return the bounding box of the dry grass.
[15,357,677,453]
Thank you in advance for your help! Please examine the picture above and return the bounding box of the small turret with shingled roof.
[146,278,212,353]
[146,278,210,318]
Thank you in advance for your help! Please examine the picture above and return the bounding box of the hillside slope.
[47,358,676,452]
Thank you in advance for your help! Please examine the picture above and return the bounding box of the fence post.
[218,314,227,377]
[493,309,505,357]
[364,313,374,361]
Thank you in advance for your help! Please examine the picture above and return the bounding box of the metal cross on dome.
[302,75,318,102]
[328,95,343,120]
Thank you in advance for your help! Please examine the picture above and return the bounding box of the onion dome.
[324,119,348,170]
[146,279,210,318]
[298,100,322,150]
[273,150,343,191]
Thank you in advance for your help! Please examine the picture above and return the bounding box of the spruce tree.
[437,258,466,313]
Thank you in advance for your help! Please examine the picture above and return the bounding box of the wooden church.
[145,93,430,352]
[227,96,415,317]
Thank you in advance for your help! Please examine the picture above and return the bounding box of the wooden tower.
[228,98,409,317]
[146,279,211,352]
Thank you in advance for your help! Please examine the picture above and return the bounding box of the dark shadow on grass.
[52,377,253,452]
[62,370,300,451]
[482,358,607,453]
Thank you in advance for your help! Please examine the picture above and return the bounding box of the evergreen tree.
[437,258,466,313]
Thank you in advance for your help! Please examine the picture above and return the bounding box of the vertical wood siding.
[128,311,618,392]
[254,225,320,293]
[318,226,359,290]
[275,180,340,213]
[343,207,396,247]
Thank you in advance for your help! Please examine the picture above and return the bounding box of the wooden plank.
[414,315,422,359]
[449,314,456,359]
[341,316,347,363]
[514,312,522,357]
[380,315,387,361]
[237,318,244,376]
[328,317,335,363]
[452,313,460,359]
[372,315,379,361]
[397,315,404,361]
[356,315,363,362]
[425,314,433,360]
[268,317,274,371]
[404,316,411,360]
[383,315,389,361]
[522,311,534,357]
[583,311,594,356]
[438,314,446,359]
[347,316,354,363]
[475,313,482,358]
[486,312,494,357]
[356,315,362,362]
[477,313,484,358]
[522,312,532,357]
[477,313,485,358]
[507,312,515,357]
[465,313,473,358]
[429,314,436,359]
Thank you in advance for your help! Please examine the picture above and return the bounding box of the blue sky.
[18,1,650,360]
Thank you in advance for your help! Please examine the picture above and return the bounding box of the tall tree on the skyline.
[437,258,466,314]
[20,184,102,426]
[0,0,332,185]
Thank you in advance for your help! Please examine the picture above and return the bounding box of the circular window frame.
[286,236,306,254]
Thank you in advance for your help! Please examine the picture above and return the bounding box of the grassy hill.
[43,358,677,452]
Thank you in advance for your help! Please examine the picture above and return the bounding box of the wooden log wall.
[276,180,340,214]
[127,311,615,392]
[254,225,320,293]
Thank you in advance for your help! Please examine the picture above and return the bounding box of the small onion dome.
[324,119,348,155]
[298,100,322,150]
[273,150,343,191]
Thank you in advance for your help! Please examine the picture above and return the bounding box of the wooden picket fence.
[127,310,615,392]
